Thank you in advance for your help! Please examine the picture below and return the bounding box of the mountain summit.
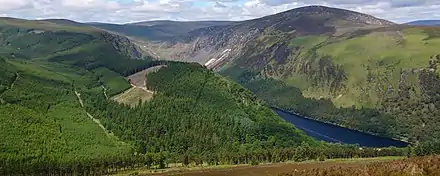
[143,5,394,65]
[274,6,394,26]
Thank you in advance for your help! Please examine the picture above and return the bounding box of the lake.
[273,108,409,147]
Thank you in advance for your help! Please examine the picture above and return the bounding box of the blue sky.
[0,0,439,23]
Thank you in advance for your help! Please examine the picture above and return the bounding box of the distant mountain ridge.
[131,20,233,27]
[86,20,233,41]
[405,20,440,26]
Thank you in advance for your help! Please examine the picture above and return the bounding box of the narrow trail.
[74,89,120,141]
[0,73,19,104]
[86,112,108,133]
[10,72,19,89]
[101,85,109,99]
[74,91,84,107]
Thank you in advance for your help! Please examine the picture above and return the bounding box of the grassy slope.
[314,27,440,107]
[221,25,440,141]
[227,26,440,108]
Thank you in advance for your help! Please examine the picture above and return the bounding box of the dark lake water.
[273,108,409,148]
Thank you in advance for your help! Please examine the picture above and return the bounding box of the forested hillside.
[0,19,159,174]
[0,17,325,175]
[85,62,315,160]
[0,57,133,174]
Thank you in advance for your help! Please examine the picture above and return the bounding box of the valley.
[105,6,440,144]
[1,4,440,176]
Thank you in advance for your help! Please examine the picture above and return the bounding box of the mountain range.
[2,5,440,174]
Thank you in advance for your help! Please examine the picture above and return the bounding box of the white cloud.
[0,0,439,23]
[0,0,30,11]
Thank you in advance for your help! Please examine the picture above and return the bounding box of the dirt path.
[74,91,84,107]
[86,112,108,133]
[127,65,166,87]
[102,85,109,99]
[126,65,167,94]
[0,73,19,104]
[10,72,19,89]
[74,89,118,140]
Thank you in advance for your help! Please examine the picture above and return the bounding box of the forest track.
[86,112,108,134]
[127,65,166,87]
[10,72,19,89]
[74,91,84,107]
[126,65,167,94]
[0,73,19,104]
[101,85,109,99]
[74,90,120,141]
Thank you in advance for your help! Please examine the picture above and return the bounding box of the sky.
[0,0,439,24]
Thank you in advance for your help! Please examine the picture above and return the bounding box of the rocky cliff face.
[100,32,145,60]
[152,6,393,66]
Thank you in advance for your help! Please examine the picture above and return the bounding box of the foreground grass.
[281,155,440,176]
[113,156,404,176]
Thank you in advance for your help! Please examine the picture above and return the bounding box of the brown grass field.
[112,87,153,107]
[115,156,440,176]
[112,65,166,106]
